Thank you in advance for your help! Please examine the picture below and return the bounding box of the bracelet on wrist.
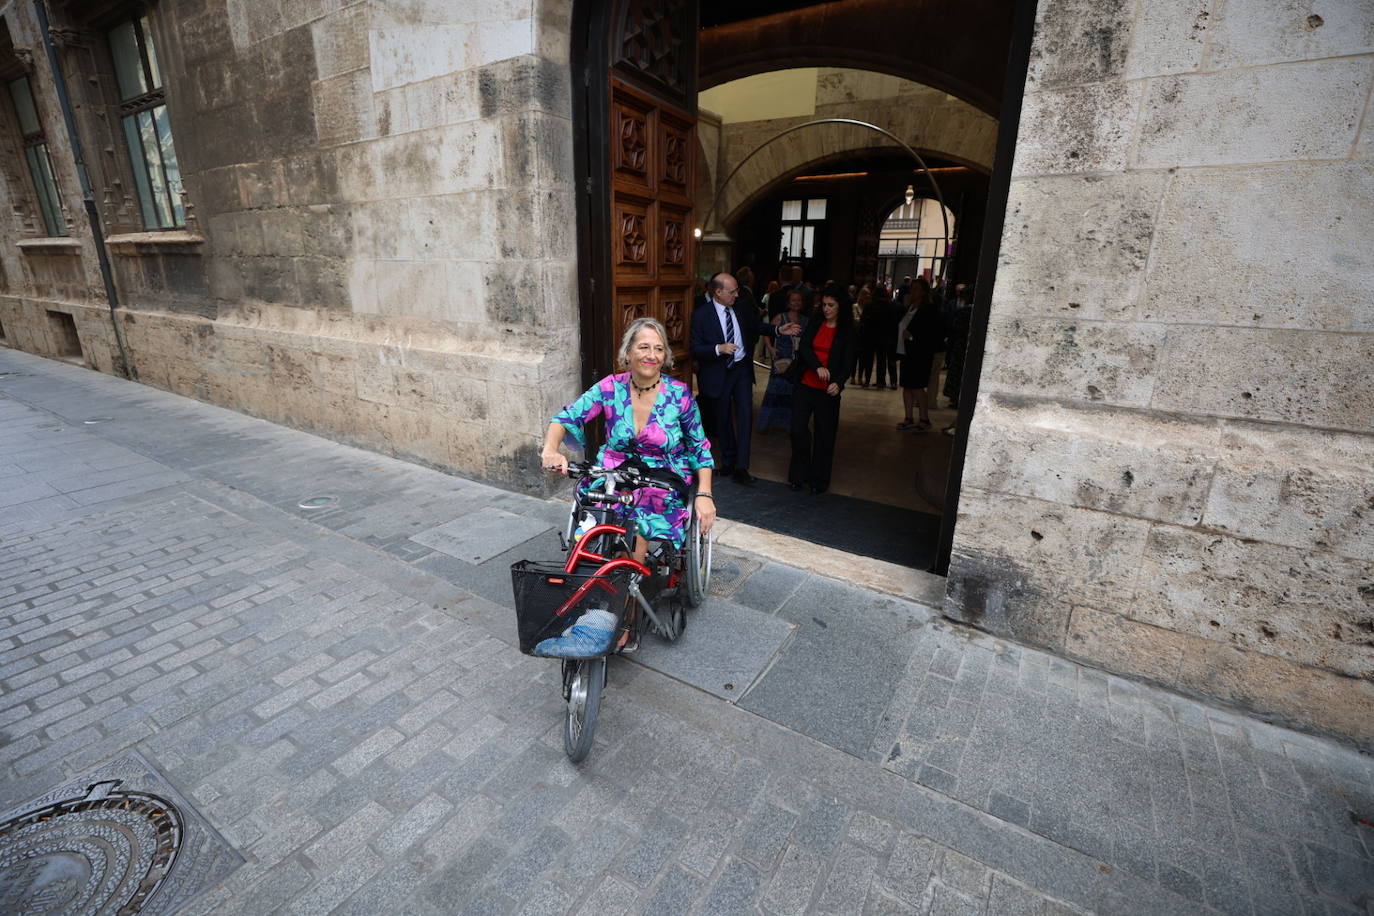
[696,493,713,500]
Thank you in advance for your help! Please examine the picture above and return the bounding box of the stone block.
[1123,0,1212,78]
[538,261,579,328]
[477,56,570,120]
[1151,326,1374,430]
[945,489,1152,648]
[431,373,489,423]
[1065,605,1187,683]
[1133,523,1374,678]
[376,261,449,320]
[311,4,371,80]
[334,141,381,201]
[1144,162,1374,333]
[1203,422,1374,562]
[286,156,342,209]
[996,172,1168,319]
[1012,81,1142,175]
[374,86,415,136]
[1207,0,1374,69]
[347,259,378,313]
[483,260,543,325]
[1176,637,1374,744]
[963,396,1219,526]
[979,316,1165,407]
[1026,0,1136,88]
[1133,58,1372,168]
[370,21,532,93]
[258,209,305,258]
[385,405,446,462]
[314,70,377,147]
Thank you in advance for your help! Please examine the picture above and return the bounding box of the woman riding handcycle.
[510,317,716,761]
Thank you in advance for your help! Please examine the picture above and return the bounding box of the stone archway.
[695,68,997,233]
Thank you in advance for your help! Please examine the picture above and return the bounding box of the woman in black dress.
[789,283,858,494]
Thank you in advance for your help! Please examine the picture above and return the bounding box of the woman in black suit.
[789,283,858,495]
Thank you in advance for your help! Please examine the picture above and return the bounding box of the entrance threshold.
[713,516,947,609]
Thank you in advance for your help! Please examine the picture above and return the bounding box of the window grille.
[6,76,67,237]
[107,15,183,230]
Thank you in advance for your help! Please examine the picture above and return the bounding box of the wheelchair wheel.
[682,512,712,607]
[563,656,605,763]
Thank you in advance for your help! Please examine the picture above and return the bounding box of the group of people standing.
[691,268,973,498]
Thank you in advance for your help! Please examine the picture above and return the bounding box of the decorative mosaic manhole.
[0,754,241,916]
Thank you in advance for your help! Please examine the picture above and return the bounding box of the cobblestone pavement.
[2,348,1372,916]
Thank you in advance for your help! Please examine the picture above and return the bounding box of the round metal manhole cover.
[82,417,113,425]
[298,495,338,509]
[0,781,182,915]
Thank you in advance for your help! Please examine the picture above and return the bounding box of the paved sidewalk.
[1,347,1371,916]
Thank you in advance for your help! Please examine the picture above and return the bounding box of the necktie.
[724,307,737,364]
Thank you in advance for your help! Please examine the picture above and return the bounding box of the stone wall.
[700,68,998,230]
[0,0,580,493]
[947,0,1374,745]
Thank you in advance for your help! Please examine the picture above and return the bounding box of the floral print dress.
[552,373,714,547]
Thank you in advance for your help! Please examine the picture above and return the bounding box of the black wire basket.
[510,560,632,655]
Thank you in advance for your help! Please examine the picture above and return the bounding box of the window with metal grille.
[6,75,67,237]
[107,14,183,230]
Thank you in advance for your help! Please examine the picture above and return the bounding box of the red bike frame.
[547,523,650,621]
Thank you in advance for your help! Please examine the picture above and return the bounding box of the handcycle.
[510,460,713,762]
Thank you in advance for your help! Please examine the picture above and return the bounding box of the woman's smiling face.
[630,327,666,373]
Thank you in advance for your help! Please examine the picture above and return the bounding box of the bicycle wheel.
[682,512,712,607]
[563,656,605,762]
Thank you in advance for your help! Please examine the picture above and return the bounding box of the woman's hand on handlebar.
[694,494,716,534]
[541,451,568,475]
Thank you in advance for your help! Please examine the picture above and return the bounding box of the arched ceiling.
[699,0,1015,116]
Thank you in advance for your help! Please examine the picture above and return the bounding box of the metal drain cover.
[298,495,337,509]
[0,753,241,915]
[82,417,113,425]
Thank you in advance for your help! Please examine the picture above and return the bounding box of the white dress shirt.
[712,299,744,364]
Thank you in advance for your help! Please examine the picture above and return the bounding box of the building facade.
[1,0,1370,747]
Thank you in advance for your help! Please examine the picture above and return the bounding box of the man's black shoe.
[732,469,756,485]
[788,482,803,492]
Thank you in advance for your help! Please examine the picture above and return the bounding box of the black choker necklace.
[631,377,661,394]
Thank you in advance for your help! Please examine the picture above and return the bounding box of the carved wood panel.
[659,205,688,274]
[616,287,651,332]
[612,96,652,189]
[608,61,695,379]
[613,194,652,275]
[612,0,695,107]
[662,290,689,351]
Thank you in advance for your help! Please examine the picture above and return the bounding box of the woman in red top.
[789,283,858,494]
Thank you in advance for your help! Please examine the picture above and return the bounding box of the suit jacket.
[690,298,779,399]
[796,316,858,393]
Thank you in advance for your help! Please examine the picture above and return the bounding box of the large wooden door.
[571,0,698,388]
[608,77,696,375]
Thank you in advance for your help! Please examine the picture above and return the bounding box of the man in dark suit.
[691,272,799,485]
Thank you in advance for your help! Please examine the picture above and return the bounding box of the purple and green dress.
[552,373,713,547]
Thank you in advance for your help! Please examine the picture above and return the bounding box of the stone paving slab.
[2,347,1373,916]
[635,596,795,700]
[410,507,554,563]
